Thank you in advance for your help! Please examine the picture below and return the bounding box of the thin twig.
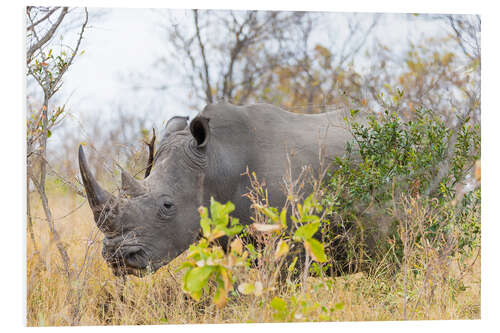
[27,7,68,64]
[27,7,60,32]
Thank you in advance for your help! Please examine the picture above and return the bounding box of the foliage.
[256,193,328,263]
[180,198,249,308]
[324,107,481,270]
[180,190,332,309]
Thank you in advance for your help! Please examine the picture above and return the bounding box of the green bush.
[323,108,481,271]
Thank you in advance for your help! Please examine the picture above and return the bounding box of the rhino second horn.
[78,145,116,230]
[120,167,146,197]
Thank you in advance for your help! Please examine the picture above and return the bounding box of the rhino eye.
[158,202,174,219]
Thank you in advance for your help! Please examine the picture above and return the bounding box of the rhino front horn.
[78,145,116,231]
[119,166,146,198]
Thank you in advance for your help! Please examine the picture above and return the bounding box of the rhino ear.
[190,116,209,147]
[165,116,189,136]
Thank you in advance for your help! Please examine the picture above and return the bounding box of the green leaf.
[303,194,313,212]
[176,261,195,272]
[189,289,202,302]
[280,208,287,229]
[261,206,279,222]
[301,215,320,223]
[210,197,235,227]
[274,240,289,259]
[183,265,215,294]
[199,207,211,237]
[334,301,345,310]
[270,297,287,312]
[288,256,298,272]
[293,221,320,241]
[304,238,327,263]
[297,203,303,216]
[238,282,255,295]
[225,224,243,237]
[229,216,239,226]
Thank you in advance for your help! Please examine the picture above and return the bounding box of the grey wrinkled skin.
[79,102,356,277]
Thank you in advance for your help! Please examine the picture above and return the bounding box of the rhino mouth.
[109,260,156,277]
[104,245,155,277]
[110,265,150,277]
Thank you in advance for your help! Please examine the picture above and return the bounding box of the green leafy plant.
[180,198,248,308]
[323,107,480,271]
[256,193,327,263]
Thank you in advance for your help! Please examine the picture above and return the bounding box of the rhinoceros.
[78,102,355,276]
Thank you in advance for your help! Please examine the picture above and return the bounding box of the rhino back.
[199,102,355,223]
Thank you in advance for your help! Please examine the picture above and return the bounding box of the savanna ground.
[27,181,480,326]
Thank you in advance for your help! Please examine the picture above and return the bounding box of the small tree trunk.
[26,180,39,255]
[38,96,72,279]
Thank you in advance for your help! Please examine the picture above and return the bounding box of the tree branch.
[48,8,89,99]
[27,7,60,32]
[27,7,68,64]
[193,9,213,103]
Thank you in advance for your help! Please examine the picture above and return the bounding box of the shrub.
[323,107,481,273]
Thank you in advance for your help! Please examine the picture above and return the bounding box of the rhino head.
[79,115,211,276]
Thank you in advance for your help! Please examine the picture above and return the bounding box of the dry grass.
[26,186,480,326]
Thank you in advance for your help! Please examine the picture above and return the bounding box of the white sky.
[55,9,451,128]
[60,8,180,118]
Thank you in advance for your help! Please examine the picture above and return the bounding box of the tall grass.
[26,183,480,326]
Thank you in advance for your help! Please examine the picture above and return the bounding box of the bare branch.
[27,6,60,32]
[48,8,89,99]
[27,7,68,64]
[447,15,481,61]
[193,9,213,103]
